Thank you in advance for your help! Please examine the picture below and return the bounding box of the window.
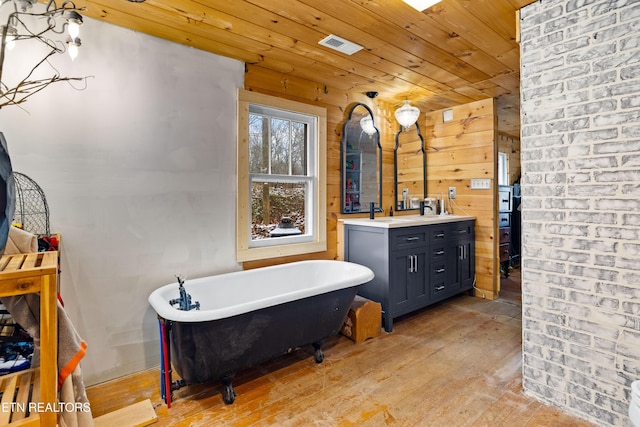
[498,151,509,186]
[237,90,326,262]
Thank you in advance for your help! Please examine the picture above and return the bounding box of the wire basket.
[11,172,50,237]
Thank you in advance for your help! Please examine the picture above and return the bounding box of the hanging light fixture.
[394,99,420,131]
[360,114,376,136]
[0,0,88,108]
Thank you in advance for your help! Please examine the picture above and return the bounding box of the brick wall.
[520,1,640,425]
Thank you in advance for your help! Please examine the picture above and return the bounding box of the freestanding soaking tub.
[148,260,374,405]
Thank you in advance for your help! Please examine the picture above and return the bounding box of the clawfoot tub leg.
[221,374,236,405]
[312,341,324,363]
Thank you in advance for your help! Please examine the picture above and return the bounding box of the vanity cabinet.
[343,218,475,332]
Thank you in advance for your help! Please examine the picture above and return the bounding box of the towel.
[2,295,93,426]
[3,226,37,255]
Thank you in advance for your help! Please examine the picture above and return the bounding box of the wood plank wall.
[244,66,499,299]
[423,99,499,299]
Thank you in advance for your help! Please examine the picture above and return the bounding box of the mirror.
[341,103,382,214]
[394,122,426,211]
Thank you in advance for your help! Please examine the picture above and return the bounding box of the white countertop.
[340,214,476,229]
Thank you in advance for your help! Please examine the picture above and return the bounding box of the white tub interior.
[148,260,374,322]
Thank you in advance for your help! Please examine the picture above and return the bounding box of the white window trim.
[237,89,327,262]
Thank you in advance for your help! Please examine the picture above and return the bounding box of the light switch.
[470,178,491,189]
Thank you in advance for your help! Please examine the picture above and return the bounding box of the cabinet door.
[390,248,427,317]
[454,221,475,291]
[457,240,475,290]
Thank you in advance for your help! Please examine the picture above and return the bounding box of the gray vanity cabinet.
[344,219,475,332]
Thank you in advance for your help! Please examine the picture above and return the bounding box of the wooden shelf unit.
[0,252,58,426]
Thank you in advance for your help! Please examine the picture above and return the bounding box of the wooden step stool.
[341,295,382,343]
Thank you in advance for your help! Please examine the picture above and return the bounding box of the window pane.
[249,114,268,174]
[270,118,290,175]
[251,181,307,240]
[498,152,508,186]
[291,122,307,176]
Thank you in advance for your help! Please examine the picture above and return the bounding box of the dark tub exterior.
[169,286,356,384]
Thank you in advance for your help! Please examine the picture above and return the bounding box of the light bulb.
[67,37,81,60]
[69,44,78,60]
[68,21,80,39]
[64,11,83,39]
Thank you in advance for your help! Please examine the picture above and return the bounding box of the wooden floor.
[87,272,593,426]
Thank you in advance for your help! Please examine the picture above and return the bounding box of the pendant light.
[395,100,420,131]
[360,115,376,136]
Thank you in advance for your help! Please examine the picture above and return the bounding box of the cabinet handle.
[414,255,418,273]
[501,218,508,222]
[435,285,445,292]
[436,267,445,274]
[408,255,414,273]
[459,246,463,260]
[435,250,444,256]
[435,233,445,238]
[405,236,420,242]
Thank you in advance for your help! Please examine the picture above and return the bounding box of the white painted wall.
[0,13,243,385]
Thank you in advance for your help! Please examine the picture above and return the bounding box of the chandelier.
[0,0,88,109]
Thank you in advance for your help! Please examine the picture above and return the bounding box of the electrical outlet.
[448,186,456,199]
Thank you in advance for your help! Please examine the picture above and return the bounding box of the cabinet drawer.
[499,187,512,212]
[431,262,447,282]
[451,222,473,237]
[499,243,510,261]
[429,227,448,242]
[391,228,427,250]
[499,227,511,244]
[499,213,510,228]
[430,246,447,262]
[431,279,447,297]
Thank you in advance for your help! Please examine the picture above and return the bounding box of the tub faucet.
[170,275,200,311]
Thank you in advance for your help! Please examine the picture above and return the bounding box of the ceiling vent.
[318,34,363,55]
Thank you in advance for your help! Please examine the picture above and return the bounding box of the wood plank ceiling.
[83,0,537,138]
